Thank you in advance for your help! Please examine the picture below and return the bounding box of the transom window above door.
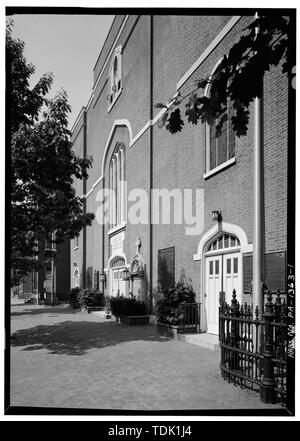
[207,233,240,253]
[110,256,125,268]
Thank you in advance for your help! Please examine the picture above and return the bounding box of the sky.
[9,14,115,129]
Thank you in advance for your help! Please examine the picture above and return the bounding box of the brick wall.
[55,240,71,294]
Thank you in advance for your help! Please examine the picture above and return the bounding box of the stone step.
[177,332,220,352]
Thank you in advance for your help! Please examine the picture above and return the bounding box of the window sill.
[107,87,123,113]
[108,222,126,237]
[203,157,236,180]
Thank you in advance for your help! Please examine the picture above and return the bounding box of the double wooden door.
[205,252,241,334]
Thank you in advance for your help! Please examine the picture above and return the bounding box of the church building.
[70,14,289,335]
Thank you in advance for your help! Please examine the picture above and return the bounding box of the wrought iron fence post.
[229,289,240,372]
[260,290,276,403]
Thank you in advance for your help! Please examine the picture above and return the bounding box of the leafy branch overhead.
[156,15,293,136]
[7,20,95,285]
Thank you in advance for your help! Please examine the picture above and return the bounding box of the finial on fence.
[274,290,282,320]
[247,304,252,318]
[264,289,274,318]
[267,289,273,303]
[240,304,244,317]
[231,289,238,314]
[280,300,287,322]
[276,290,282,305]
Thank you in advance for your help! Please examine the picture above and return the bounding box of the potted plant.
[83,289,105,312]
[156,274,197,334]
[109,293,150,325]
[109,296,122,322]
[69,287,81,309]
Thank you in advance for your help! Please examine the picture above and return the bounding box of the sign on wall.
[87,266,93,289]
[243,251,286,292]
[110,231,124,256]
[158,246,175,292]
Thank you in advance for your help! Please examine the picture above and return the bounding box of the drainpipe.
[51,238,55,305]
[149,15,154,314]
[102,177,105,294]
[252,13,265,318]
[82,109,87,288]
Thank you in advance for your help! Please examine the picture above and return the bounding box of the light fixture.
[212,210,222,222]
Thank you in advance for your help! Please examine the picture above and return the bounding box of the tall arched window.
[109,142,126,229]
[108,46,122,110]
[205,60,235,176]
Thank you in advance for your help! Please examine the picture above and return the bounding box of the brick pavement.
[9,303,282,411]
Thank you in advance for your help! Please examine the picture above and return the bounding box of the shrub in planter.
[110,294,147,317]
[109,296,121,318]
[156,276,196,326]
[69,287,81,309]
[81,289,105,309]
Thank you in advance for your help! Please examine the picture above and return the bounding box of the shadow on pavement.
[11,320,170,356]
[11,306,79,317]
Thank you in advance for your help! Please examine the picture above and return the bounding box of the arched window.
[205,60,235,176]
[206,233,240,254]
[108,46,122,110]
[109,142,126,228]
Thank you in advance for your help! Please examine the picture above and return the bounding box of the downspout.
[102,177,105,294]
[252,13,265,318]
[82,109,87,288]
[149,15,154,314]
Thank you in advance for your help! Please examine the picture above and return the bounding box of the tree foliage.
[156,15,294,136]
[7,21,94,285]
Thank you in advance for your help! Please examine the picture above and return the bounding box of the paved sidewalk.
[10,303,282,411]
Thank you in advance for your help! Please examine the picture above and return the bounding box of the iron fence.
[178,302,201,334]
[219,289,287,405]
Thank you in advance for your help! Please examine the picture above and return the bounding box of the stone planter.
[156,322,180,339]
[119,315,150,326]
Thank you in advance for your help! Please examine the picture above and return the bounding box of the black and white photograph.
[4,5,297,420]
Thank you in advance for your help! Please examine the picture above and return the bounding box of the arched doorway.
[204,232,242,334]
[108,255,127,297]
[194,222,252,335]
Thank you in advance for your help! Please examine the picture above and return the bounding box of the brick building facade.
[20,240,70,302]
[70,14,289,334]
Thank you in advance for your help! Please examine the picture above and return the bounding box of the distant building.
[71,15,289,335]
[20,239,70,303]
